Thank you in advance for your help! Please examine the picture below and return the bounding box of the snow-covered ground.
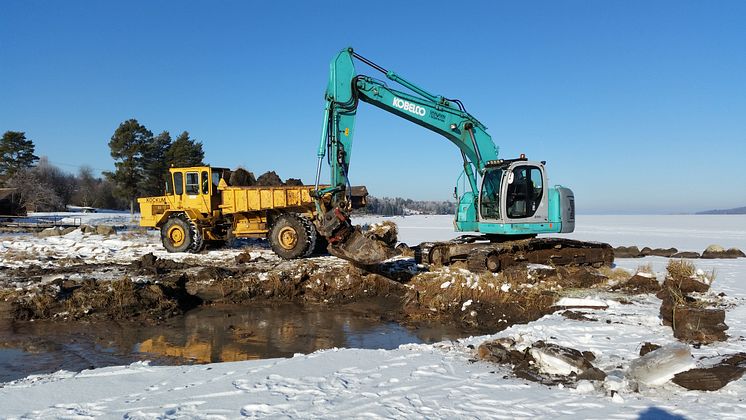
[1,214,746,418]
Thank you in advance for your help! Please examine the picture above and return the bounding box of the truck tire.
[268,213,313,259]
[161,216,193,253]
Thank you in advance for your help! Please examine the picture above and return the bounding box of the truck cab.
[165,166,228,216]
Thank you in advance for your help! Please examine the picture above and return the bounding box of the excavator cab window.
[507,166,543,219]
[479,168,503,220]
[211,171,221,194]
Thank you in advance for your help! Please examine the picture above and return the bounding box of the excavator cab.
[471,159,573,235]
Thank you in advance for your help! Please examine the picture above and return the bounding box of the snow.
[2,213,746,418]
[554,297,609,308]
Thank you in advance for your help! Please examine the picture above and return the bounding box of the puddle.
[0,302,468,383]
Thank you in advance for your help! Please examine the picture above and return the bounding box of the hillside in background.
[355,196,456,216]
[697,206,746,215]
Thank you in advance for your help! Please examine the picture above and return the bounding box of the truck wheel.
[269,214,312,259]
[161,217,194,253]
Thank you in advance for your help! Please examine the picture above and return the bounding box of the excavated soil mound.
[255,171,284,186]
[229,168,256,186]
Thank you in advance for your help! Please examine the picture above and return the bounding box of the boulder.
[37,227,62,237]
[649,248,678,257]
[640,342,661,356]
[95,225,116,236]
[284,178,303,186]
[701,245,745,259]
[614,246,642,258]
[60,226,77,235]
[640,247,653,256]
[671,251,699,259]
[79,224,96,234]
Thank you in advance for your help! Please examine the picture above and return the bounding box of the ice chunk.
[555,297,608,308]
[627,343,695,386]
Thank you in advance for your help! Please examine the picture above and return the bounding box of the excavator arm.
[313,47,500,264]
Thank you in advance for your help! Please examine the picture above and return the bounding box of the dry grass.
[599,266,631,281]
[666,259,696,282]
[636,263,654,274]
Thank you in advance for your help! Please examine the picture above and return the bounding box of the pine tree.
[140,131,172,197]
[166,131,205,167]
[0,131,39,183]
[105,119,153,214]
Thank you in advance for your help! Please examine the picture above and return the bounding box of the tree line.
[1,119,204,213]
[357,196,456,216]
[2,123,454,216]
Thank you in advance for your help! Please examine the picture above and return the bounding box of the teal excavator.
[312,48,612,272]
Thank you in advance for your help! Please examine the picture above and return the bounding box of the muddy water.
[0,303,468,383]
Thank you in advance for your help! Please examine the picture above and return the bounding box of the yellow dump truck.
[138,166,366,258]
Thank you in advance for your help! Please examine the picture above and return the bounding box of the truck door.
[180,170,212,214]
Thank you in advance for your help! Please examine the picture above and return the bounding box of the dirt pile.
[404,265,605,331]
[657,260,727,344]
[227,168,304,188]
[12,274,201,321]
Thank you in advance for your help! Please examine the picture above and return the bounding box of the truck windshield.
[480,168,502,220]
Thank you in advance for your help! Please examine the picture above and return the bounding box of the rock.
[284,178,303,186]
[640,342,661,356]
[614,246,642,258]
[671,251,699,259]
[80,224,96,234]
[37,227,62,237]
[60,226,77,235]
[255,171,283,186]
[95,225,116,236]
[640,247,653,256]
[701,245,745,259]
[627,344,695,387]
[235,251,253,264]
[649,248,678,257]
[616,272,660,293]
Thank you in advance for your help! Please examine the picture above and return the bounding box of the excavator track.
[416,237,614,273]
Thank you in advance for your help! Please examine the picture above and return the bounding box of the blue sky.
[1,1,744,214]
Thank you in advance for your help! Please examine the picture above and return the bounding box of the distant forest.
[697,206,746,215]
[355,196,456,216]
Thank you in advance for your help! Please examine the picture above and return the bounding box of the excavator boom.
[313,47,613,270]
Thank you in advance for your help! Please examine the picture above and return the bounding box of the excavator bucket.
[327,225,398,266]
